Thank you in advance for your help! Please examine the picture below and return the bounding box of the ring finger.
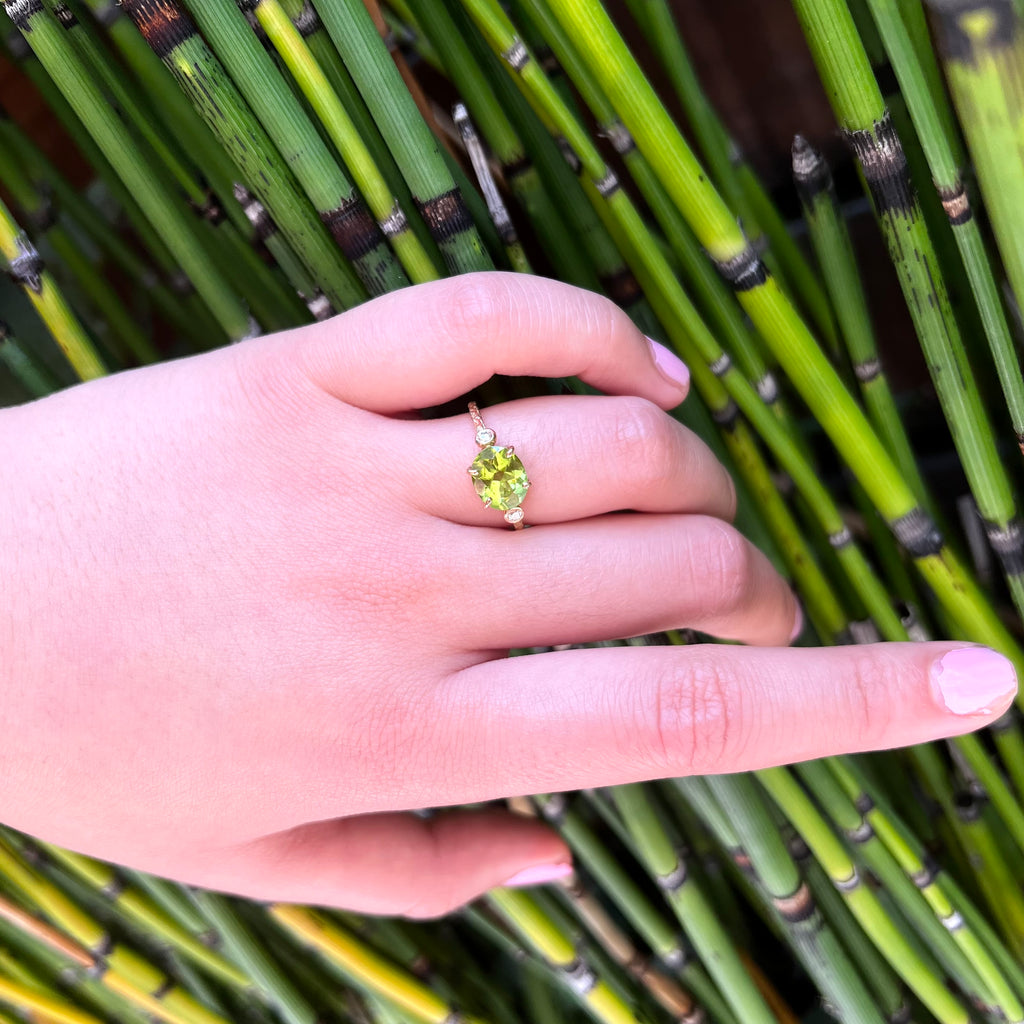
[410,393,736,526]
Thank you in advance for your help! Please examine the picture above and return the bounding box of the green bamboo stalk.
[791,0,1024,623]
[241,0,441,285]
[861,0,1024,456]
[758,767,973,1024]
[0,322,61,397]
[180,0,410,297]
[0,195,106,380]
[312,0,492,273]
[118,0,366,312]
[791,135,930,507]
[4,0,254,341]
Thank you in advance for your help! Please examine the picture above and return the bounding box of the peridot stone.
[470,445,530,510]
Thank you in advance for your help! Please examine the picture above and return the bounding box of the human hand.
[0,273,1016,917]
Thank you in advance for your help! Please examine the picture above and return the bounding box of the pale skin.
[0,273,1017,918]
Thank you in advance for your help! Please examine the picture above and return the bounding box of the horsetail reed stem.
[3,0,254,342]
[0,195,106,381]
[312,0,492,274]
[0,322,60,397]
[535,0,1024,668]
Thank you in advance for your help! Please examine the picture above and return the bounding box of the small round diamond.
[504,507,525,524]
[475,427,496,445]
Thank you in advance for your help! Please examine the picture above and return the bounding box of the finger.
[411,394,736,524]
[451,514,797,649]
[199,810,571,918]
[279,273,690,412]
[420,644,1018,803]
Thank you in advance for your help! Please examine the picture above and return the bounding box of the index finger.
[280,273,690,413]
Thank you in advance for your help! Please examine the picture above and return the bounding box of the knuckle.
[843,649,890,739]
[611,397,678,490]
[433,273,511,349]
[646,654,736,775]
[689,520,753,615]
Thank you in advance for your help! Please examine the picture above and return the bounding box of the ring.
[467,402,530,529]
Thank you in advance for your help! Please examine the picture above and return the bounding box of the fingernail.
[646,337,690,392]
[499,862,574,888]
[788,601,804,644]
[933,647,1018,716]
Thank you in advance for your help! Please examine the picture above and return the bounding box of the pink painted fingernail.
[499,862,574,888]
[788,601,804,644]
[646,337,690,392]
[933,647,1017,716]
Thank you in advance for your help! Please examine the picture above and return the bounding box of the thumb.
[202,809,572,917]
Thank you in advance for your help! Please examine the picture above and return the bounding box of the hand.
[0,273,1015,917]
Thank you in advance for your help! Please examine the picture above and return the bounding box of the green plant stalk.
[702,775,888,1024]
[4,1,254,341]
[248,0,440,284]
[865,0,1024,455]
[625,0,839,353]
[312,0,491,274]
[830,757,1024,1017]
[0,197,106,381]
[792,0,1024,623]
[537,0,1024,671]
[613,784,777,1024]
[0,322,61,397]
[181,0,409,297]
[119,0,366,312]
[791,136,930,508]
[758,767,973,1023]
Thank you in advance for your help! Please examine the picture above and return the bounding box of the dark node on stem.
[0,320,10,342]
[378,201,409,240]
[772,881,816,924]
[536,792,568,825]
[854,357,881,383]
[150,977,176,1001]
[168,269,194,295]
[927,0,1017,63]
[307,292,333,322]
[501,37,531,73]
[845,818,875,844]
[850,619,881,644]
[953,789,985,822]
[594,168,620,199]
[501,154,533,184]
[291,0,320,37]
[854,792,875,814]
[844,113,915,217]
[656,856,688,893]
[730,847,754,876]
[3,0,44,30]
[827,526,853,550]
[51,1,77,27]
[561,957,598,996]
[711,399,739,430]
[984,516,1024,575]
[787,834,810,862]
[600,121,636,157]
[938,182,973,225]
[120,0,197,59]
[598,266,642,308]
[556,136,582,175]
[940,909,966,932]
[658,942,690,972]
[321,200,387,261]
[714,246,768,292]
[890,506,944,558]
[415,188,475,243]
[889,1002,912,1024]
[910,855,939,889]
[190,191,225,226]
[833,868,862,893]
[197,928,221,949]
[7,234,44,293]
[791,134,832,207]
[756,372,779,405]
[232,183,276,242]
[93,1,120,28]
[100,873,127,900]
[708,352,731,378]
[234,0,260,12]
[86,933,114,978]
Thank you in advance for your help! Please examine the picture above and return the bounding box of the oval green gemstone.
[470,445,530,510]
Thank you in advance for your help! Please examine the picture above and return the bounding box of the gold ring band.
[466,402,530,530]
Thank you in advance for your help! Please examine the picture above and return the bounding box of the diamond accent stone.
[469,445,529,510]
[475,427,496,445]
[504,507,525,524]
